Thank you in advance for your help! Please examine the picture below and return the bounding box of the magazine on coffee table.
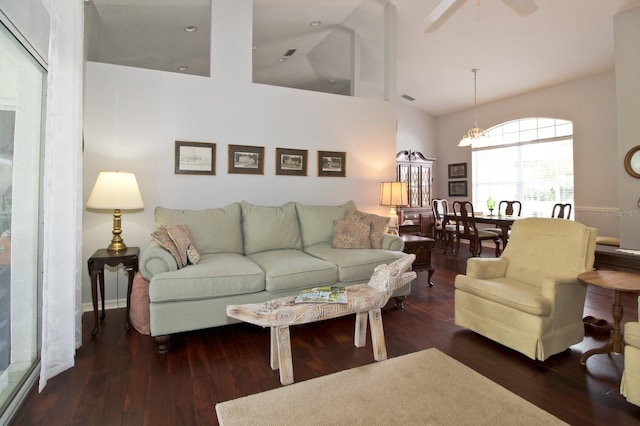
[294,286,347,304]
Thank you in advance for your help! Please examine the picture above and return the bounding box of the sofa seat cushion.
[304,242,405,283]
[455,276,552,316]
[247,249,338,292]
[149,253,265,303]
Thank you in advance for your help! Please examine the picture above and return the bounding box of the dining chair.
[451,201,500,258]
[485,200,522,241]
[431,199,456,253]
[498,200,522,216]
[551,203,572,219]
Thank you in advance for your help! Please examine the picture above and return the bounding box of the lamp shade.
[86,171,144,210]
[379,181,409,207]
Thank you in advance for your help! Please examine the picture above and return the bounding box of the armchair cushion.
[455,276,551,316]
[502,218,595,287]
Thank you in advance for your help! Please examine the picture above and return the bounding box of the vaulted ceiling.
[85,0,640,117]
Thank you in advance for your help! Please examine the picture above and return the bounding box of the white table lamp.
[379,181,409,235]
[86,171,144,252]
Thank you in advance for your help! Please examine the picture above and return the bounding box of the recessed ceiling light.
[177,66,189,71]
[184,25,197,33]
[310,21,322,27]
[328,79,336,84]
[277,58,287,63]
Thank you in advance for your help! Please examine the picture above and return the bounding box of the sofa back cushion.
[155,203,243,254]
[295,201,357,247]
[502,217,597,287]
[241,201,302,255]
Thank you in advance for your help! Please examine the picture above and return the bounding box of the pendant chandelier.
[458,68,487,147]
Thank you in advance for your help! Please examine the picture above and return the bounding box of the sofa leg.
[394,296,406,309]
[154,335,171,354]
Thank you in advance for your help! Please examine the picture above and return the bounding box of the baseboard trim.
[81,298,127,313]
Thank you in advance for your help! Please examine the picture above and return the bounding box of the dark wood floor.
[11,243,640,425]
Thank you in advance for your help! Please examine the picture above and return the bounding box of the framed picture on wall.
[174,141,216,175]
[228,144,265,174]
[318,151,346,177]
[448,180,468,197]
[276,148,308,176]
[448,163,467,179]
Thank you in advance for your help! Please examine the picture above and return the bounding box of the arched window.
[472,118,574,217]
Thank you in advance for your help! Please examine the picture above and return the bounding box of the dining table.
[444,213,520,250]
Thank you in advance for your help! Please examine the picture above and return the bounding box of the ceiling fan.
[424,0,538,32]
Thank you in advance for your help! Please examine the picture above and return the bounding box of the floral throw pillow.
[151,224,201,268]
[346,209,389,249]
[151,226,183,267]
[166,224,201,267]
[331,216,371,249]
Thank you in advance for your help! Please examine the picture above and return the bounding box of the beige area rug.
[215,348,567,426]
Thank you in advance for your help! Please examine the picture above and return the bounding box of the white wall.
[82,0,397,305]
[395,101,440,197]
[396,101,437,156]
[615,6,640,248]
[434,71,620,238]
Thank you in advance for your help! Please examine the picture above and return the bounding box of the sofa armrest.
[381,233,404,251]
[465,257,508,279]
[139,241,178,280]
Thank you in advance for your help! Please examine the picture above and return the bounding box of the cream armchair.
[621,299,640,406]
[454,217,597,361]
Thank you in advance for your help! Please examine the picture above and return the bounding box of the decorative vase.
[487,197,496,216]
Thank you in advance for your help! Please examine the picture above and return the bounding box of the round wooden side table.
[578,270,640,365]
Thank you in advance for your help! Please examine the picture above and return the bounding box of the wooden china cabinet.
[396,151,435,236]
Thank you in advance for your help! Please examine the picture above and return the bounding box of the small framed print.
[318,151,346,177]
[448,180,468,197]
[228,144,265,175]
[276,148,307,176]
[175,141,216,175]
[448,162,467,179]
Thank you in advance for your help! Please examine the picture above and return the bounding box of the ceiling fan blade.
[501,0,538,17]
[424,0,458,30]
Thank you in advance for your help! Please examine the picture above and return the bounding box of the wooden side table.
[87,247,140,336]
[578,270,640,365]
[400,234,435,286]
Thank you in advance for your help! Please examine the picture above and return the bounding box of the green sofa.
[139,200,408,353]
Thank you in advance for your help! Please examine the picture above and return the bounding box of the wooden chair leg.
[453,235,461,258]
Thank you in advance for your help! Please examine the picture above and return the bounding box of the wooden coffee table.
[227,284,395,385]
[578,270,640,365]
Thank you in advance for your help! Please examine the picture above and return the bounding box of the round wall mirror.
[624,146,640,179]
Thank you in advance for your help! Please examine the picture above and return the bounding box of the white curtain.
[39,0,84,391]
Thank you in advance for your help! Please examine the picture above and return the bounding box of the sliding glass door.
[0,19,45,420]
